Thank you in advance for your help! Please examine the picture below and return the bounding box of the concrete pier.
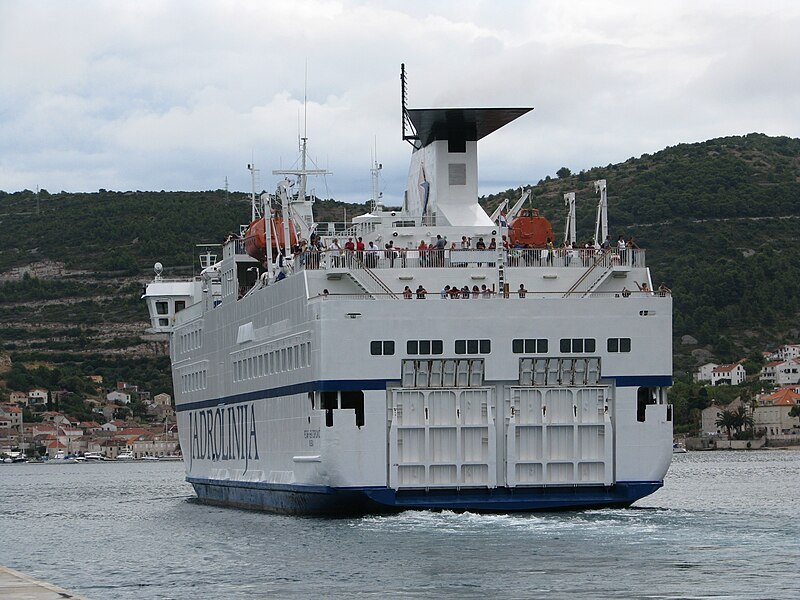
[0,566,89,599]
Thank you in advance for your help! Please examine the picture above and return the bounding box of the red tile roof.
[760,388,800,406]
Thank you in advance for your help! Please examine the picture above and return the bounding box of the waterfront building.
[754,388,800,436]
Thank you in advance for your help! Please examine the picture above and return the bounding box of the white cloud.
[1,0,799,203]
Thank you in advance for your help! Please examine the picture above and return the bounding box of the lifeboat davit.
[508,208,554,247]
[243,218,298,262]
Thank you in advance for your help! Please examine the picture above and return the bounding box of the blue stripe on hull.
[176,375,673,413]
[187,477,662,515]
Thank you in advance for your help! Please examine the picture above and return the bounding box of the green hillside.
[1,132,799,428]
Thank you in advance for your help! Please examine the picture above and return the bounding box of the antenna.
[370,138,383,212]
[304,60,308,140]
[247,161,260,222]
[401,63,418,147]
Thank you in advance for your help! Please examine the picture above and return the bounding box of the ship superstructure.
[143,69,673,514]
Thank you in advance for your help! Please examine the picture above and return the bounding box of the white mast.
[371,143,383,212]
[247,162,260,222]
[594,179,608,245]
[564,192,576,245]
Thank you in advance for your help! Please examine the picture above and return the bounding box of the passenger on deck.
[418,240,428,267]
[658,282,671,296]
[329,238,342,268]
[403,286,413,299]
[546,238,554,265]
[434,235,447,267]
[635,281,650,292]
[449,285,461,299]
[344,237,355,266]
[366,242,378,268]
[481,284,491,298]
[471,285,479,299]
[621,287,631,297]
[441,285,450,298]
[518,284,527,298]
[356,237,365,263]
[415,285,427,299]
[617,235,627,264]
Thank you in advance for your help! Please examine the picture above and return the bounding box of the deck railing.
[310,289,669,301]
[294,247,645,272]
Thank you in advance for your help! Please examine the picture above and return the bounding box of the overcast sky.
[2,0,799,204]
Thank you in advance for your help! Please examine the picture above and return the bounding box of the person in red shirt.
[344,237,355,267]
[355,237,365,264]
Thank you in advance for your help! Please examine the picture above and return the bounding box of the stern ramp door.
[389,359,496,489]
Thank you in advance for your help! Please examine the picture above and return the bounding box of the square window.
[608,338,619,352]
[572,338,583,353]
[385,341,395,355]
[432,340,443,355]
[512,339,524,354]
[156,301,169,315]
[371,341,382,355]
[407,340,418,355]
[419,340,431,354]
[455,340,466,354]
[585,339,596,352]
[479,339,491,354]
[467,339,479,354]
[537,339,548,353]
[620,338,631,352]
[560,339,570,353]
[524,339,535,353]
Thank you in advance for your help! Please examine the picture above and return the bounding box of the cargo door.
[389,385,496,489]
[505,385,613,487]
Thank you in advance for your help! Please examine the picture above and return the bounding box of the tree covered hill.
[482,133,800,373]
[1,132,799,399]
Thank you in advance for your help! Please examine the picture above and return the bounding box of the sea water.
[0,450,797,599]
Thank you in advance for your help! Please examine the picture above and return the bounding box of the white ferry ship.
[143,69,673,514]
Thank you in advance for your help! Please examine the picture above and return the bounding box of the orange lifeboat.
[243,217,298,262]
[508,208,554,247]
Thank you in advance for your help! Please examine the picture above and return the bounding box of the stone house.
[700,397,750,435]
[0,403,22,428]
[754,388,800,436]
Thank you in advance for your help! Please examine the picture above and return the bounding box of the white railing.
[311,289,669,301]
[295,247,645,272]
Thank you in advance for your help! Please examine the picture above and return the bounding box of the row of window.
[181,368,207,393]
[372,337,632,356]
[233,341,311,383]
[178,327,203,355]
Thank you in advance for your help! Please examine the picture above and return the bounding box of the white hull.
[144,89,673,514]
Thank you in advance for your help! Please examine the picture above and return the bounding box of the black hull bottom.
[188,477,662,516]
